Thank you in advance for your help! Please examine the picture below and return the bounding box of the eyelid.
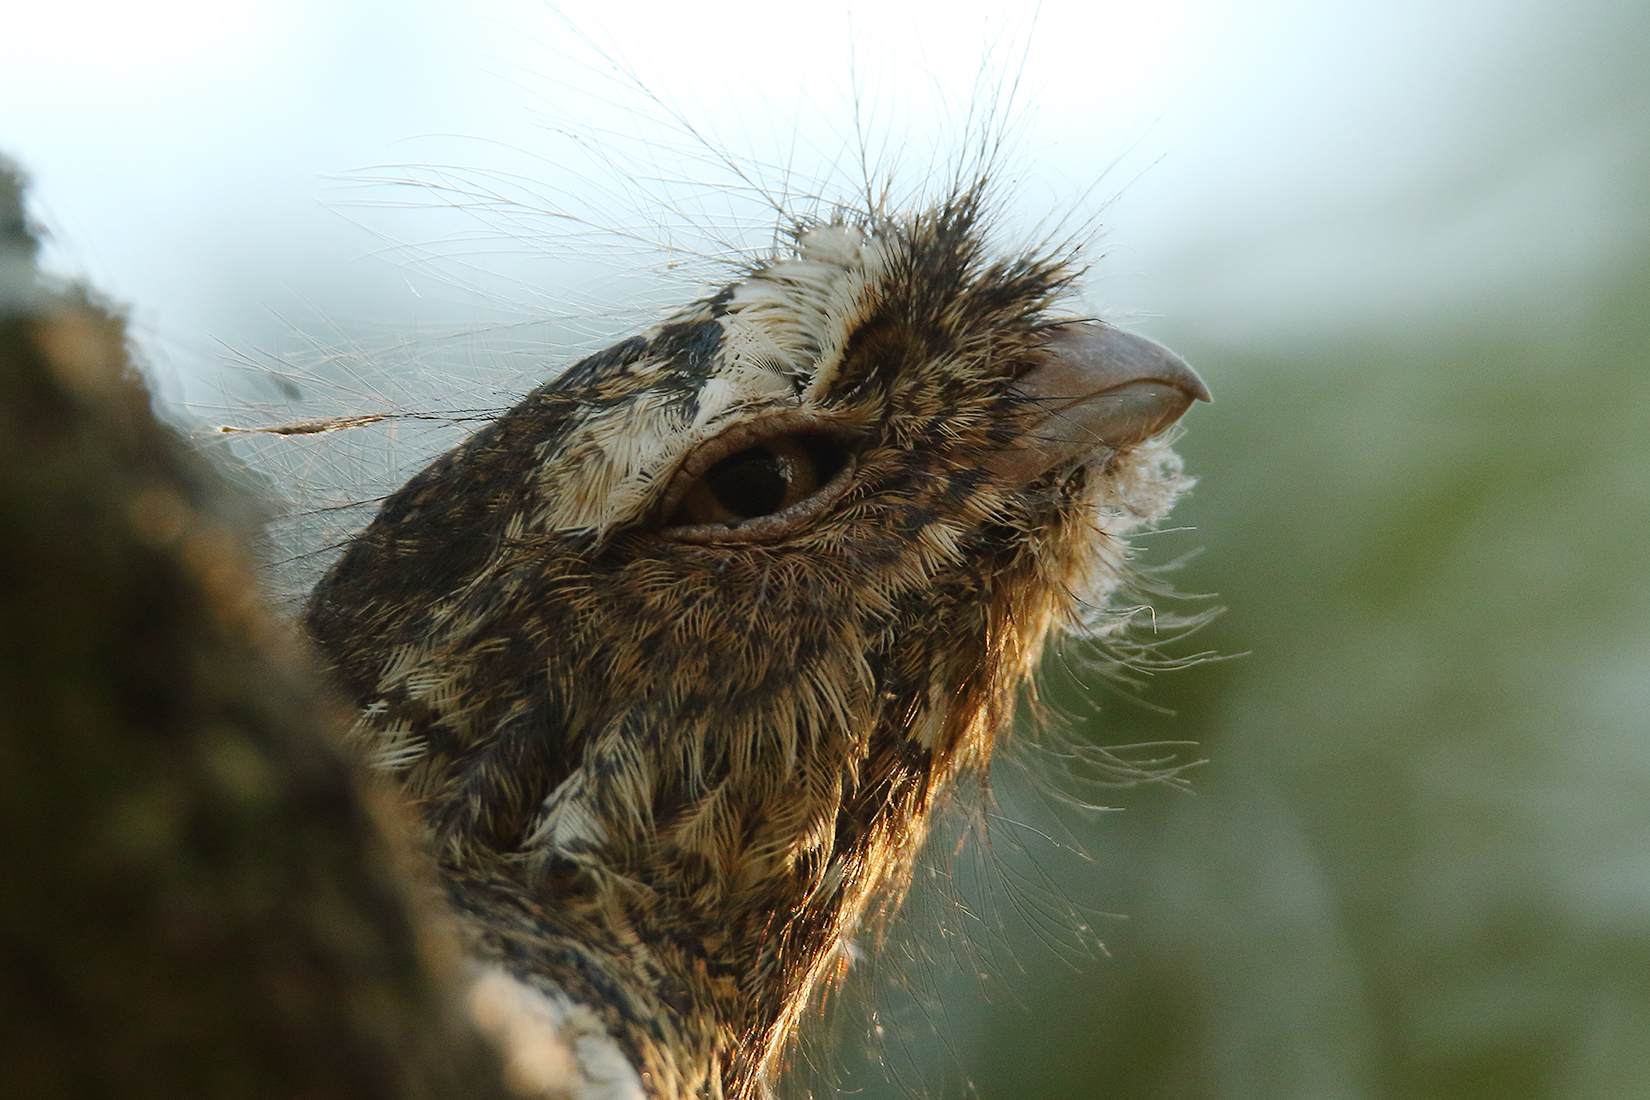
[657,411,856,544]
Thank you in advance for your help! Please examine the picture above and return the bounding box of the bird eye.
[661,423,850,543]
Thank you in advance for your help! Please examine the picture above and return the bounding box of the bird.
[301,175,1209,1100]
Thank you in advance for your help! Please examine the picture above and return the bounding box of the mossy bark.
[0,161,517,1100]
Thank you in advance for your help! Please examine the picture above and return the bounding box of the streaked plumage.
[304,179,1207,1099]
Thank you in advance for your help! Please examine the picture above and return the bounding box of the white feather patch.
[531,226,888,538]
[466,966,645,1100]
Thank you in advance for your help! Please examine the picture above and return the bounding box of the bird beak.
[985,323,1211,486]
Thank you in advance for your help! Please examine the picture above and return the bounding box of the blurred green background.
[6,0,1647,1097]
[847,4,1650,1095]
[853,266,1650,1098]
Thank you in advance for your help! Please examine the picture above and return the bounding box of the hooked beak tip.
[986,323,1209,485]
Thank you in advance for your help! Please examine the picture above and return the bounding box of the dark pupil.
[706,447,790,517]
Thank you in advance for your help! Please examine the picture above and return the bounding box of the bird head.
[304,184,1207,1098]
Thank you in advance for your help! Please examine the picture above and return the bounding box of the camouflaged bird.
[303,181,1208,1100]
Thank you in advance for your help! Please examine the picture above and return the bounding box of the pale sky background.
[3,0,1624,410]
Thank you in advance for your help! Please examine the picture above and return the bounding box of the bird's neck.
[436,693,986,1100]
